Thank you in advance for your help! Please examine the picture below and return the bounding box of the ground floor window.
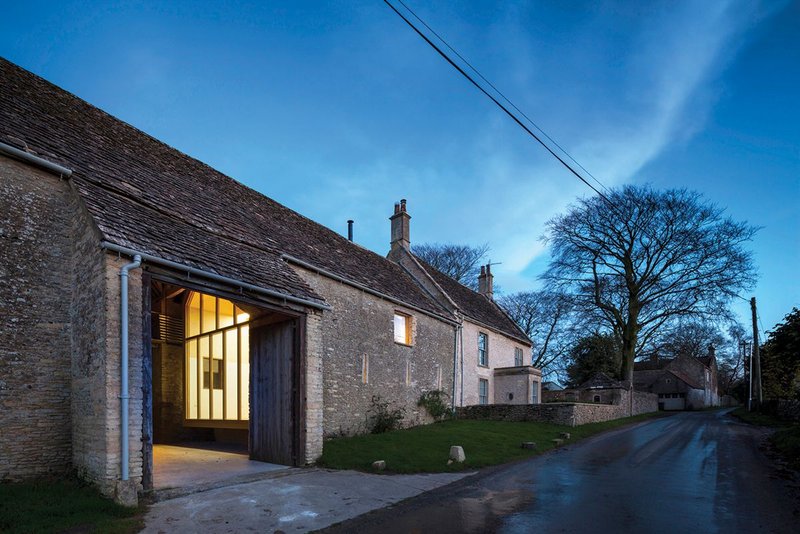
[185,291,250,424]
[531,380,539,404]
[479,379,489,405]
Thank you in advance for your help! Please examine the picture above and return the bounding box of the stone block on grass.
[449,445,466,463]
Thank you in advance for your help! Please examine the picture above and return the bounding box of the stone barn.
[0,58,535,504]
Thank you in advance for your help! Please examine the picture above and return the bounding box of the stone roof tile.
[0,58,448,316]
[414,257,530,343]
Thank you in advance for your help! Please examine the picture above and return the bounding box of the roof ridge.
[0,57,450,317]
[0,59,405,274]
[412,254,531,343]
[0,57,229,182]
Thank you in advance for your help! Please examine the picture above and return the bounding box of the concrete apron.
[149,444,290,502]
[142,468,471,533]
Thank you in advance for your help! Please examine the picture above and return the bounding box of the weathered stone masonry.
[0,157,74,480]
[457,390,658,426]
[0,154,147,495]
[293,267,456,438]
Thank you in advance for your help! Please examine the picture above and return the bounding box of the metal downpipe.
[119,254,141,481]
[452,325,459,412]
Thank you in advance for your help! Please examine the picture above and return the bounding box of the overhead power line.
[383,0,613,205]
[394,0,611,196]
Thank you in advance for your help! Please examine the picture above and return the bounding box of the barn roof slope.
[0,57,450,317]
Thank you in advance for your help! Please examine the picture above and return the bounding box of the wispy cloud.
[423,0,777,292]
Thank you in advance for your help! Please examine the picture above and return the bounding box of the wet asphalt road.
[323,410,800,533]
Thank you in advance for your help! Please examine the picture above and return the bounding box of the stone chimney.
[707,344,716,360]
[390,199,411,252]
[478,264,494,300]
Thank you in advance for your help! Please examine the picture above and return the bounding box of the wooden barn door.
[249,318,301,465]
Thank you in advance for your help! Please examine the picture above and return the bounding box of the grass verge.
[731,406,800,470]
[319,411,665,473]
[0,477,145,534]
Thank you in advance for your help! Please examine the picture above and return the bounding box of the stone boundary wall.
[456,390,657,427]
[761,399,800,422]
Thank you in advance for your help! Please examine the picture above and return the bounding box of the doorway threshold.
[151,443,291,501]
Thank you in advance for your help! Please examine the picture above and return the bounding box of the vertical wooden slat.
[250,318,296,465]
[196,338,201,422]
[207,336,213,420]
[222,329,227,420]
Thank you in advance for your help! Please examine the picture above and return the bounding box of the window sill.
[478,364,490,368]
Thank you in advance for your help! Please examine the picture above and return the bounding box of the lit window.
[514,347,524,366]
[478,333,488,366]
[185,291,250,424]
[479,379,489,405]
[394,312,412,345]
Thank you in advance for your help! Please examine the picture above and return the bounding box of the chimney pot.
[347,220,354,241]
[478,263,494,299]
[389,199,411,252]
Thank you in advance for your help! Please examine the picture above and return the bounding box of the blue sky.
[2,0,797,334]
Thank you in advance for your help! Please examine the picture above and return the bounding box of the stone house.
[633,346,720,410]
[0,58,534,503]
[384,203,539,407]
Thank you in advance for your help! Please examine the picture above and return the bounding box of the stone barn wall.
[0,156,75,480]
[293,267,456,438]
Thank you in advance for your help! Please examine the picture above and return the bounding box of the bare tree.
[717,323,748,397]
[498,290,576,377]
[648,320,727,361]
[414,243,490,289]
[543,185,757,384]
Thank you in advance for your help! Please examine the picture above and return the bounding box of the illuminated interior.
[393,312,411,345]
[185,292,250,424]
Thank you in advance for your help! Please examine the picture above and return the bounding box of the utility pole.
[746,341,753,411]
[750,297,763,408]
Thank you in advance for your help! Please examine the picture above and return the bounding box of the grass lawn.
[319,412,664,473]
[731,406,800,470]
[0,478,144,534]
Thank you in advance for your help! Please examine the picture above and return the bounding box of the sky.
[2,0,797,335]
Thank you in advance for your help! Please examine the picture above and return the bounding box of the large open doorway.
[144,278,305,492]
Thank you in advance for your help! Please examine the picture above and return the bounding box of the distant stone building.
[633,346,720,410]
[0,58,537,503]
[543,372,628,405]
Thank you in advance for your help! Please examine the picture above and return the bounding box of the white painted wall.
[458,319,531,406]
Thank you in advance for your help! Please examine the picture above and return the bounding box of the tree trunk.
[620,310,639,385]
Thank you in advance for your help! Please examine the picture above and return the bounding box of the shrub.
[418,390,450,419]
[368,395,405,434]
